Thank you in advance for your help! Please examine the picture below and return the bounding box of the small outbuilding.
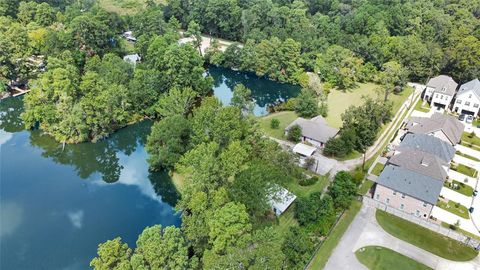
[269,186,297,216]
[123,54,141,65]
[123,31,137,42]
[293,143,316,157]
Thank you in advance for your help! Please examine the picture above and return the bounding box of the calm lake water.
[210,66,301,116]
[0,68,299,269]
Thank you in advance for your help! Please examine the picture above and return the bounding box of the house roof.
[123,54,141,63]
[375,165,443,205]
[458,78,480,99]
[398,133,456,163]
[389,149,448,180]
[269,186,297,215]
[406,113,464,144]
[427,75,458,96]
[285,116,339,143]
[293,143,316,156]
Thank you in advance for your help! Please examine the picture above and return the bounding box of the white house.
[453,78,480,116]
[423,75,458,110]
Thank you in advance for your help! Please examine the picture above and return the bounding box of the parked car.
[469,207,474,213]
[473,190,478,197]
[466,115,473,124]
[459,114,466,121]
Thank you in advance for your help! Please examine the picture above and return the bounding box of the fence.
[363,196,480,250]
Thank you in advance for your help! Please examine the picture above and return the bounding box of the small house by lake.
[285,116,339,148]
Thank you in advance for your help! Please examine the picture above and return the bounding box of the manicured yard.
[444,180,474,197]
[355,246,432,270]
[274,206,299,236]
[437,200,470,219]
[306,200,362,270]
[285,174,330,198]
[441,222,480,241]
[461,132,480,148]
[371,163,385,176]
[258,111,298,140]
[456,151,480,162]
[451,163,478,178]
[414,99,431,113]
[376,210,478,261]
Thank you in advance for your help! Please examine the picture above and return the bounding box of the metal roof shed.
[293,143,316,157]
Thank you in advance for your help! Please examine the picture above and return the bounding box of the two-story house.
[453,78,480,116]
[423,75,458,110]
[404,113,464,146]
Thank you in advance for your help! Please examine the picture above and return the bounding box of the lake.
[210,66,301,116]
[0,68,299,269]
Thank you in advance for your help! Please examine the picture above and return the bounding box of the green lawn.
[333,150,362,161]
[371,163,385,176]
[257,111,298,140]
[285,174,330,198]
[325,84,413,128]
[414,99,431,113]
[437,200,470,219]
[376,210,478,261]
[441,222,480,241]
[451,163,478,178]
[306,200,362,270]
[358,180,375,195]
[274,206,299,236]
[456,151,480,162]
[461,132,480,148]
[444,180,474,197]
[356,246,432,270]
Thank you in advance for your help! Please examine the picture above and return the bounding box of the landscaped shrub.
[287,124,302,142]
[299,176,319,186]
[270,118,280,129]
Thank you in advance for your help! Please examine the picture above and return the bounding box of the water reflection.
[209,66,301,116]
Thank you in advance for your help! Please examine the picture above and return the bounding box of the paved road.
[324,203,480,270]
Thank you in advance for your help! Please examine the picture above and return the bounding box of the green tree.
[329,171,357,210]
[207,202,252,254]
[295,88,318,118]
[230,84,253,115]
[377,61,408,102]
[287,124,302,142]
[153,87,197,118]
[185,20,202,55]
[449,35,480,82]
[90,237,132,270]
[146,115,191,170]
[131,225,194,270]
[316,45,364,89]
[282,227,314,269]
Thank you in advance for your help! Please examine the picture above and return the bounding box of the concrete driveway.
[324,204,480,270]
[431,207,479,236]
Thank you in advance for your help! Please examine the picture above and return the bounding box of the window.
[393,191,396,195]
[376,194,380,200]
[401,194,405,199]
[465,102,471,106]
[457,99,462,104]
[416,210,420,216]
[436,94,439,98]
[386,198,390,204]
[469,94,472,98]
[400,204,405,210]
[474,104,479,108]
[423,203,427,207]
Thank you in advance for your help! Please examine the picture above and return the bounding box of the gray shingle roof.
[406,113,464,144]
[285,116,339,143]
[458,78,480,99]
[398,133,456,163]
[427,75,458,96]
[375,165,443,205]
[389,149,447,180]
